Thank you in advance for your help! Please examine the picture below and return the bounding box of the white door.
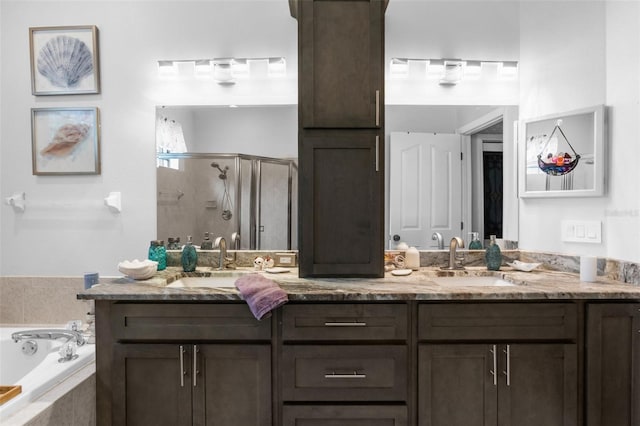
[389,132,462,249]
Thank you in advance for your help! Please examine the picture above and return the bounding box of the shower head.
[211,162,228,180]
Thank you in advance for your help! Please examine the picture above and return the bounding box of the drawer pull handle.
[490,344,497,386]
[179,345,186,387]
[325,371,367,379]
[193,345,199,388]
[503,345,511,386]
[375,90,380,127]
[324,322,367,327]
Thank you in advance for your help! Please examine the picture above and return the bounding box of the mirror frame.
[518,104,606,198]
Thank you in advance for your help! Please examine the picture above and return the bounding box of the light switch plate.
[561,220,602,243]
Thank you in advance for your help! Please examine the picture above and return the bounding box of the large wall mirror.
[156,104,518,251]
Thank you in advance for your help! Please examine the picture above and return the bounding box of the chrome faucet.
[441,236,465,270]
[214,236,235,270]
[432,232,444,250]
[12,329,86,346]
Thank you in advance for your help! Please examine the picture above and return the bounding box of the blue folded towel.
[235,273,288,320]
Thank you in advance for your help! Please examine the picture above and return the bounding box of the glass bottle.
[468,232,483,250]
[200,232,213,250]
[148,240,167,271]
[485,234,502,271]
[181,235,198,272]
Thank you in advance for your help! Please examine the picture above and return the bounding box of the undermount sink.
[167,273,250,289]
[430,276,518,287]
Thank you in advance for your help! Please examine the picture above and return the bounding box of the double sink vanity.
[80,257,640,426]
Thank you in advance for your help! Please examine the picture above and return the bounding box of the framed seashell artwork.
[31,107,101,175]
[29,25,100,95]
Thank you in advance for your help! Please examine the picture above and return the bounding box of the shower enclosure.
[157,153,297,250]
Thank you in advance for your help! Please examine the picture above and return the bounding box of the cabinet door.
[498,344,578,426]
[193,344,271,426]
[586,303,640,426]
[112,344,192,426]
[418,345,497,426]
[299,0,384,128]
[299,131,384,277]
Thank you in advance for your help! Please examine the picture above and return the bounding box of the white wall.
[518,1,640,262]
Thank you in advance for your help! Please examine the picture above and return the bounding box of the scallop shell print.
[40,123,91,157]
[37,35,94,88]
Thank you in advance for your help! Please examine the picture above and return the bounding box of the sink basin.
[430,276,517,287]
[167,273,250,289]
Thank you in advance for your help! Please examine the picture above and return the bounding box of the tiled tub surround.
[0,277,91,325]
[0,278,95,426]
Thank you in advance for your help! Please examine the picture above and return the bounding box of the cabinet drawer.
[282,345,407,401]
[283,405,407,426]
[282,303,407,341]
[418,303,577,341]
[111,303,271,341]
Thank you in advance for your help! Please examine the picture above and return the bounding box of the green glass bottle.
[181,236,198,272]
[485,235,502,271]
[148,240,167,271]
[468,232,483,250]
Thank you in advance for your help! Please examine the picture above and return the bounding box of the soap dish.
[118,259,158,280]
[506,260,542,272]
[391,269,413,276]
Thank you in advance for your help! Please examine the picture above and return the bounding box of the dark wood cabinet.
[294,0,387,277]
[298,0,384,129]
[586,303,640,426]
[298,131,384,276]
[419,344,577,426]
[418,302,579,426]
[100,302,271,426]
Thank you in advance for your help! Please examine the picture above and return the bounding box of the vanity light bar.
[389,58,518,83]
[157,57,286,82]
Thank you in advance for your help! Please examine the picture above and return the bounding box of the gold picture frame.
[31,107,101,175]
[29,25,100,95]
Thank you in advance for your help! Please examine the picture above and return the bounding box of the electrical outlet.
[561,220,602,243]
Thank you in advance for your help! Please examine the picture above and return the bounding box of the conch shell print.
[40,123,90,157]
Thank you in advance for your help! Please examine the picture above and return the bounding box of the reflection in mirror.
[156,105,298,250]
[157,154,297,250]
[387,105,518,249]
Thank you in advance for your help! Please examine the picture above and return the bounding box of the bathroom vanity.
[80,268,640,426]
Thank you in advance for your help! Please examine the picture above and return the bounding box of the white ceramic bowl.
[118,259,158,280]
[507,260,542,272]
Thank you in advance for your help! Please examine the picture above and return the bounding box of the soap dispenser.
[405,246,420,271]
[485,235,502,271]
[200,232,213,250]
[181,236,198,272]
[468,232,483,250]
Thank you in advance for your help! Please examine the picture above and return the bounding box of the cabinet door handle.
[193,345,199,388]
[503,345,511,386]
[490,344,497,386]
[375,136,380,172]
[324,321,367,327]
[325,371,367,379]
[179,345,186,387]
[375,90,380,127]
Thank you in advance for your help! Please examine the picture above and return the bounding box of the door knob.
[393,234,401,242]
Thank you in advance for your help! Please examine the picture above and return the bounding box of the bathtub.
[0,326,95,423]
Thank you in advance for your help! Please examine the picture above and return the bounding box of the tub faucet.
[214,236,235,270]
[12,329,85,346]
[432,232,444,250]
[441,236,466,270]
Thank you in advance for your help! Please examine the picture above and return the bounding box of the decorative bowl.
[506,260,542,272]
[118,259,158,280]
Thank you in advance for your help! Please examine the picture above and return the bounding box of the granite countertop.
[77,266,640,302]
